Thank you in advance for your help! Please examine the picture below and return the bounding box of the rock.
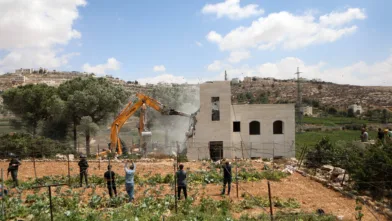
[383,209,392,218]
[68,154,74,161]
[336,215,344,220]
[55,154,67,160]
[321,165,334,172]
[26,214,34,221]
[335,174,349,183]
[332,167,345,175]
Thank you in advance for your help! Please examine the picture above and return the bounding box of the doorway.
[209,141,223,161]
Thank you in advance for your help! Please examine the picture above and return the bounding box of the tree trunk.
[86,132,90,156]
[73,120,77,151]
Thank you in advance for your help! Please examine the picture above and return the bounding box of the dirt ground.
[0,160,387,221]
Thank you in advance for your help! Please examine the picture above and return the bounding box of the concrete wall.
[231,104,295,158]
[187,81,296,160]
[348,104,363,114]
[188,81,232,160]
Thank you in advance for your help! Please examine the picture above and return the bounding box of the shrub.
[304,137,344,168]
[0,133,72,158]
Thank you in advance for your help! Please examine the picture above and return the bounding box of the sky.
[0,0,391,86]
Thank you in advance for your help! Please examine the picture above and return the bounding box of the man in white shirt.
[124,160,136,202]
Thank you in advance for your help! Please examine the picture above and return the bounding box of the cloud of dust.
[149,85,200,154]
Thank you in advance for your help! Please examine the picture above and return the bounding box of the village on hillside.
[0,66,392,220]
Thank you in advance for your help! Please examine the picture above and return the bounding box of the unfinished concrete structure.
[187,81,295,160]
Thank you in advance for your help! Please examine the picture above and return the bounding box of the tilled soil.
[0,160,387,220]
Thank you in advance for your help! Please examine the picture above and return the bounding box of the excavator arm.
[97,93,196,158]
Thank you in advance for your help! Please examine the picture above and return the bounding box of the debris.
[68,154,74,161]
[332,167,345,175]
[321,165,334,172]
[335,174,349,183]
[282,165,296,174]
[55,154,67,160]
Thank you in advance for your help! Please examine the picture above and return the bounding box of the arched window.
[249,121,260,135]
[273,120,283,134]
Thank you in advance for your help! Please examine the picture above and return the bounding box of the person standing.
[176,164,187,200]
[78,155,89,187]
[378,128,385,140]
[360,128,368,142]
[221,160,232,195]
[104,165,117,197]
[7,154,21,187]
[124,160,136,202]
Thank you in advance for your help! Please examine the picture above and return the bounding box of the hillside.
[231,78,392,110]
[1,71,392,111]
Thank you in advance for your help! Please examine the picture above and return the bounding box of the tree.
[328,107,338,115]
[317,84,323,90]
[1,84,57,135]
[382,109,389,124]
[78,116,99,156]
[58,77,129,152]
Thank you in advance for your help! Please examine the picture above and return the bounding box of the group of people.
[360,127,392,143]
[377,128,392,142]
[79,157,234,202]
[5,154,234,203]
[78,156,138,202]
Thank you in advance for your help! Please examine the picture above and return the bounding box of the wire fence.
[0,139,390,220]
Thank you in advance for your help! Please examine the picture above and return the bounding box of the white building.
[12,75,26,84]
[231,78,239,84]
[15,68,32,75]
[300,106,313,116]
[186,81,295,160]
[348,104,363,114]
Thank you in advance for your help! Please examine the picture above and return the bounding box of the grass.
[296,130,377,148]
[302,116,374,126]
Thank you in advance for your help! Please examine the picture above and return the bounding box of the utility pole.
[295,67,303,132]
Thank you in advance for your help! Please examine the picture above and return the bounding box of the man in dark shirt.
[104,165,117,197]
[176,164,187,200]
[78,155,89,187]
[221,161,232,195]
[7,155,21,187]
[378,128,384,140]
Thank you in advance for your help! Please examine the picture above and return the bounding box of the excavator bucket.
[141,131,152,137]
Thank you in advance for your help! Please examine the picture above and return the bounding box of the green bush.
[344,142,392,199]
[0,133,72,158]
[304,137,344,168]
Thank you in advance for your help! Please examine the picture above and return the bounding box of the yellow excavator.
[96,93,196,158]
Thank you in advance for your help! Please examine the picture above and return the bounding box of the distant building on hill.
[300,106,313,116]
[15,68,32,75]
[348,104,363,114]
[231,78,239,84]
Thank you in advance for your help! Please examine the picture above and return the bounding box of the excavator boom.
[97,93,197,158]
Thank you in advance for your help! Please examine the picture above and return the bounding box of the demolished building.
[186,81,295,160]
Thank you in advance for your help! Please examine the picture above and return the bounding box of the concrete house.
[186,81,295,161]
[348,104,363,114]
[300,106,313,116]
